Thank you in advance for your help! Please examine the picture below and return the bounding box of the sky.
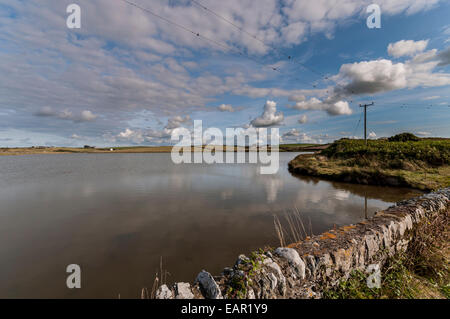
[0,0,449,147]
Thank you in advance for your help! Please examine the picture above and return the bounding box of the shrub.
[388,133,420,142]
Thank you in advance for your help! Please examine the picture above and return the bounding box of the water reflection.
[0,153,421,298]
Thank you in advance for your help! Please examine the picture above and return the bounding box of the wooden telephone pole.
[359,102,374,145]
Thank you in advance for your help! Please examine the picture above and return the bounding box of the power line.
[189,0,330,83]
[119,0,319,88]
[119,0,359,96]
[369,101,450,108]
[352,109,364,137]
[120,0,278,73]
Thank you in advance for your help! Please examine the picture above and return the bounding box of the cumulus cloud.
[116,115,192,145]
[118,128,145,144]
[335,59,407,95]
[80,110,98,122]
[291,97,352,116]
[250,100,284,127]
[388,40,428,57]
[368,132,377,139]
[218,104,234,112]
[331,44,450,99]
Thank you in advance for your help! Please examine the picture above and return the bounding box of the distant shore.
[0,143,323,156]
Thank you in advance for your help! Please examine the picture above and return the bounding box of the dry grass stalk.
[274,208,313,247]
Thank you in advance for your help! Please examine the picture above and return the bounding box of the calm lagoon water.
[0,153,421,298]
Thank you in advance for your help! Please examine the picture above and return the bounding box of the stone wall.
[155,188,450,299]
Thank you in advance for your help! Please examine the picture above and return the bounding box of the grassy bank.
[289,135,450,191]
[323,208,449,299]
[0,143,320,156]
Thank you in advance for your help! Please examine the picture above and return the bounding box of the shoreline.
[288,153,450,191]
[287,137,450,192]
[0,144,323,156]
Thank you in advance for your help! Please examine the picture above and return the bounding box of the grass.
[225,250,267,299]
[323,209,449,299]
[138,257,170,299]
[289,135,450,191]
[273,208,313,247]
[321,138,450,166]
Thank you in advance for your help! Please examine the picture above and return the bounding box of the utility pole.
[359,102,374,145]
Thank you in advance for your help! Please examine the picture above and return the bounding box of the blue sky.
[0,0,449,147]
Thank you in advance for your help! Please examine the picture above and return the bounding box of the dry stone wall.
[156,188,450,299]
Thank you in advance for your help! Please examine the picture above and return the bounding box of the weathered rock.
[155,284,173,299]
[263,258,286,296]
[274,247,306,280]
[175,282,194,299]
[332,247,353,273]
[304,255,317,279]
[234,254,250,268]
[195,270,223,299]
[365,233,378,261]
[317,253,333,277]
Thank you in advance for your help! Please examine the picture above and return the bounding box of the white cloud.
[118,128,144,144]
[80,110,98,122]
[218,104,235,112]
[291,97,352,116]
[71,134,82,140]
[388,40,428,57]
[368,131,377,139]
[335,59,407,95]
[280,21,308,45]
[250,100,284,127]
[332,45,450,98]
